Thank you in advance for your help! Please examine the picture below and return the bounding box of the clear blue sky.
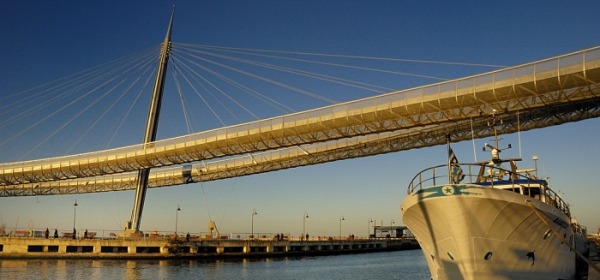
[1,1,599,237]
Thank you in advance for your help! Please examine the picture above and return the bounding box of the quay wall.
[0,237,419,259]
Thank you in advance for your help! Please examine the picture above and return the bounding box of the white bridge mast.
[126,7,175,235]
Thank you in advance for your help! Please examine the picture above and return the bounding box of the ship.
[400,114,589,280]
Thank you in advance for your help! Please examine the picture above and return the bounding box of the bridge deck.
[1,46,600,196]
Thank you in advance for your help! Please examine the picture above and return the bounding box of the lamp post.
[373,219,377,238]
[175,205,181,235]
[339,216,345,239]
[390,219,395,238]
[303,212,309,241]
[368,218,373,239]
[73,200,78,237]
[251,209,258,239]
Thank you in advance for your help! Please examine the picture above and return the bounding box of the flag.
[448,147,465,184]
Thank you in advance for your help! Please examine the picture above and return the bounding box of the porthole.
[543,229,552,240]
[484,251,493,260]
[447,252,455,261]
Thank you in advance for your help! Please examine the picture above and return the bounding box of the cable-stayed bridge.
[1,46,599,197]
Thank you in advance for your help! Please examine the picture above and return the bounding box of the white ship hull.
[401,184,577,280]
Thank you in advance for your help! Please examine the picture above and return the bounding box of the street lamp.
[175,205,181,235]
[368,218,373,238]
[73,200,78,238]
[303,212,309,241]
[251,209,258,239]
[390,219,395,238]
[339,216,345,239]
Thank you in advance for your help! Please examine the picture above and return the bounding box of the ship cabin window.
[523,186,542,200]
[499,185,521,193]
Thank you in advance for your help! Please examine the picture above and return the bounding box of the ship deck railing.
[407,163,571,217]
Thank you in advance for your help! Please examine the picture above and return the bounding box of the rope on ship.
[526,200,600,274]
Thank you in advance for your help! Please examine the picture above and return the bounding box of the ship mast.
[126,7,175,234]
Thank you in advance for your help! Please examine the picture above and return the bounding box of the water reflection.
[0,250,429,280]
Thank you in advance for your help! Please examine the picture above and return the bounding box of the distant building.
[372,225,413,239]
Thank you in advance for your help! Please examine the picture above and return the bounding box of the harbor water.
[0,250,429,279]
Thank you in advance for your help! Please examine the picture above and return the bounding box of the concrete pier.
[0,237,419,259]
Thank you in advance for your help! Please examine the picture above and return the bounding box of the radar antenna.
[483,111,511,164]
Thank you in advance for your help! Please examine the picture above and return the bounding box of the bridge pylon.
[125,7,175,236]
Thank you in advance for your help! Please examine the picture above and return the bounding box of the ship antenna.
[446,134,451,182]
[483,110,511,164]
[492,111,500,150]
[517,111,522,158]
[470,118,477,162]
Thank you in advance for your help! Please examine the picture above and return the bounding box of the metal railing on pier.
[0,228,377,242]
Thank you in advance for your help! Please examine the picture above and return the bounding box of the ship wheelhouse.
[407,157,572,219]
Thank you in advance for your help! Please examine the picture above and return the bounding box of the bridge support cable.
[172,66,195,133]
[172,56,259,122]
[173,44,397,97]
[172,46,341,104]
[172,48,327,114]
[1,48,158,161]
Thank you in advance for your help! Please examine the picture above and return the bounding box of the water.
[0,250,430,280]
